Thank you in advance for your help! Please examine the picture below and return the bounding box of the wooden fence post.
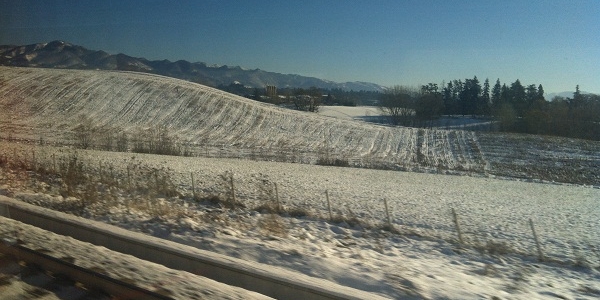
[99,161,104,183]
[274,182,281,212]
[154,169,159,193]
[31,150,36,170]
[109,164,114,183]
[229,173,236,208]
[326,190,332,221]
[452,208,464,244]
[529,219,544,261]
[383,198,392,228]
[191,172,196,200]
[126,166,131,191]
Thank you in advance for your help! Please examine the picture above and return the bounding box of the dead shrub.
[146,167,179,198]
[215,171,244,209]
[58,153,86,198]
[254,202,279,214]
[378,223,400,233]
[475,240,513,256]
[255,175,281,212]
[286,207,310,218]
[316,157,350,167]
[258,214,287,237]
[145,198,173,218]
[80,181,99,209]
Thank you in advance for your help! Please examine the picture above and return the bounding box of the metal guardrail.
[0,238,174,300]
[0,196,390,300]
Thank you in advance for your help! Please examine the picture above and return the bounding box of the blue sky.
[1,0,599,94]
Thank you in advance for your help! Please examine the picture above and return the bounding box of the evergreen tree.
[494,84,516,130]
[447,79,463,115]
[442,82,453,115]
[500,83,510,112]
[460,76,481,116]
[530,84,547,111]
[417,83,444,123]
[480,78,491,115]
[573,84,581,101]
[510,79,526,117]
[501,84,510,101]
[537,84,545,101]
[525,84,538,109]
[491,79,502,112]
[572,85,584,108]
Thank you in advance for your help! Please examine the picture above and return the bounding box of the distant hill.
[0,40,384,92]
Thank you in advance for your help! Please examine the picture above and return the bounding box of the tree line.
[217,82,380,107]
[380,77,600,140]
[217,78,599,140]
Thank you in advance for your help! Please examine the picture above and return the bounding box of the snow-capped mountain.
[0,41,385,92]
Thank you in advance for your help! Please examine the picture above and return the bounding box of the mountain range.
[0,40,384,92]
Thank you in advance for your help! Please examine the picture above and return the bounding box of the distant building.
[265,85,277,98]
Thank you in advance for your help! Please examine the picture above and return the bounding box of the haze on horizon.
[1,0,599,94]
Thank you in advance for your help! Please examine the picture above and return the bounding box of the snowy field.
[318,105,384,123]
[2,67,598,185]
[318,106,493,131]
[1,142,599,299]
[1,67,599,298]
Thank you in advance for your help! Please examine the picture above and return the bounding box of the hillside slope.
[1,67,598,185]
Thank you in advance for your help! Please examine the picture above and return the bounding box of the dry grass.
[473,240,514,256]
[0,144,188,219]
[258,214,288,237]
[1,140,597,271]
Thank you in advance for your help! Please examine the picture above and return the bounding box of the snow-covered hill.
[0,67,480,168]
[0,67,598,185]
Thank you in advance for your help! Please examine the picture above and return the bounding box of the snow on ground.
[318,106,383,122]
[20,144,597,264]
[2,67,598,186]
[1,67,599,299]
[317,106,494,131]
[2,142,600,299]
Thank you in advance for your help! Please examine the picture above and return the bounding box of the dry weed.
[258,214,288,237]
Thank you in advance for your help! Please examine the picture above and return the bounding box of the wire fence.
[1,141,599,269]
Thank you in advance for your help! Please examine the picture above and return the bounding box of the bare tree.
[378,85,418,126]
[291,87,321,112]
[98,125,115,151]
[73,115,95,149]
[116,129,128,152]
